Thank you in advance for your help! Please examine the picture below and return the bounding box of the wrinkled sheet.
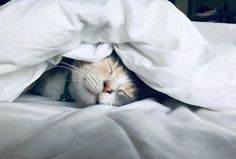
[0,95,236,159]
[0,0,236,158]
[0,0,236,110]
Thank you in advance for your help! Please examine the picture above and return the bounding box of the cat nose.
[102,80,113,93]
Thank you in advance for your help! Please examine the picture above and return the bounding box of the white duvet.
[0,0,236,159]
[1,0,236,110]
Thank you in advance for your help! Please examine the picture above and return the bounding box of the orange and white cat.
[32,52,160,107]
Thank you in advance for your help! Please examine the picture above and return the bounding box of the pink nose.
[102,80,113,93]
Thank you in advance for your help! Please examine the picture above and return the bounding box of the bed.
[0,0,236,159]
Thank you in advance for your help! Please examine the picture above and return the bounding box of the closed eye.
[118,89,133,102]
[107,58,113,75]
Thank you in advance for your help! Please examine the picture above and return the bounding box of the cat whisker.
[60,62,96,77]
[72,68,93,77]
[60,61,80,71]
[53,66,88,78]
[62,60,115,73]
[55,64,92,79]
[59,62,91,76]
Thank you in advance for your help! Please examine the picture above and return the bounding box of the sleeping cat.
[31,52,163,107]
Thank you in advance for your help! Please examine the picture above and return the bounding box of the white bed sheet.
[0,94,236,159]
[193,22,236,44]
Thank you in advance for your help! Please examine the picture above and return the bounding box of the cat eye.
[118,89,123,93]
[118,89,133,102]
[107,58,113,75]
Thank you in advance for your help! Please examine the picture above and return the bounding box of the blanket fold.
[0,0,236,110]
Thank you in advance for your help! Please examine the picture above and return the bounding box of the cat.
[31,51,167,107]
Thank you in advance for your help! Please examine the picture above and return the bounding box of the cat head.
[71,53,150,107]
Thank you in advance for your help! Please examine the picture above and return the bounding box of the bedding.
[0,0,236,159]
[1,0,236,110]
[1,95,236,159]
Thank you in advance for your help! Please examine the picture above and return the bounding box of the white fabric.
[1,1,236,158]
[193,22,236,44]
[0,0,236,110]
[0,95,236,159]
[63,42,113,62]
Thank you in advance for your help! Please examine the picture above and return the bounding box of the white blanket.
[1,0,236,159]
[1,0,236,110]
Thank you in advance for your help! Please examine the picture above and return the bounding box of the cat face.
[71,54,139,107]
